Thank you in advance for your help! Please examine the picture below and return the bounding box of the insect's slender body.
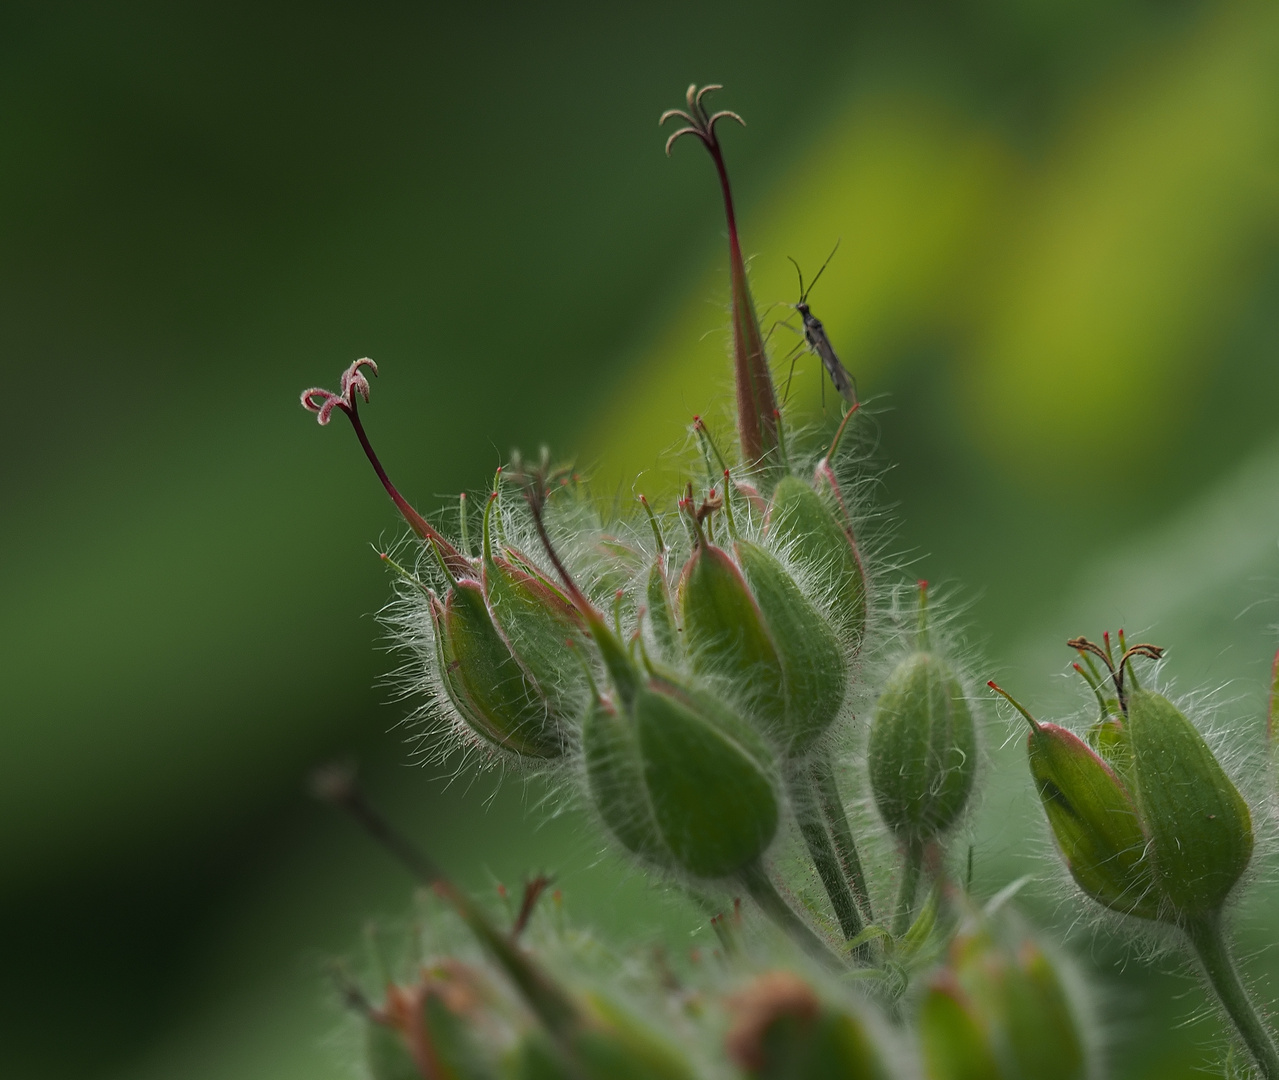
[788,245,858,407]
[796,300,857,406]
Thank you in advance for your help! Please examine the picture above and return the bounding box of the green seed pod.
[679,537,787,729]
[996,635,1255,924]
[677,511,847,753]
[725,972,896,1080]
[766,474,867,648]
[735,538,846,752]
[481,491,589,725]
[1127,688,1253,920]
[869,610,977,846]
[583,663,780,878]
[644,559,682,664]
[429,582,568,758]
[992,680,1157,918]
[1024,716,1156,920]
[919,910,1089,1080]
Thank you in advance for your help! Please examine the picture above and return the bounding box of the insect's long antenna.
[787,255,806,303]
[805,239,841,299]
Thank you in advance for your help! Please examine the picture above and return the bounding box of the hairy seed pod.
[679,538,787,728]
[583,662,780,878]
[766,475,867,649]
[919,910,1088,1080]
[1023,717,1157,920]
[644,558,682,665]
[1127,689,1253,920]
[678,524,847,754]
[869,645,976,847]
[429,582,569,759]
[735,537,846,752]
[997,638,1255,924]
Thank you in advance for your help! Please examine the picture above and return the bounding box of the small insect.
[787,242,858,407]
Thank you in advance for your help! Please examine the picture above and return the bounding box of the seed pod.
[766,474,867,648]
[679,537,787,730]
[996,635,1256,924]
[583,661,781,879]
[919,911,1089,1080]
[480,491,589,725]
[639,497,682,665]
[678,501,847,753]
[869,604,977,846]
[644,559,682,664]
[429,582,568,759]
[725,972,896,1080]
[1127,688,1253,920]
[1023,716,1156,920]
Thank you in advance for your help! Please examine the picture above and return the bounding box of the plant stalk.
[811,755,873,923]
[737,860,844,972]
[1186,912,1279,1080]
[787,767,864,942]
[892,836,924,938]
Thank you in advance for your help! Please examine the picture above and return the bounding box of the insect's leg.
[781,340,807,403]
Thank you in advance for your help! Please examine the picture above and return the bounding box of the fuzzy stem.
[736,860,844,972]
[1186,913,1279,1079]
[315,770,580,1037]
[786,767,864,943]
[892,836,924,938]
[811,755,873,923]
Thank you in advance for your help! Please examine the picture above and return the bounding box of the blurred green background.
[3,1,1279,1077]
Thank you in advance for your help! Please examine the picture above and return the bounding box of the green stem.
[736,860,845,972]
[811,755,873,924]
[1186,913,1279,1080]
[892,836,924,938]
[787,767,864,942]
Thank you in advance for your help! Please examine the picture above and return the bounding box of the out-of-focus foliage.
[2,2,1278,1078]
